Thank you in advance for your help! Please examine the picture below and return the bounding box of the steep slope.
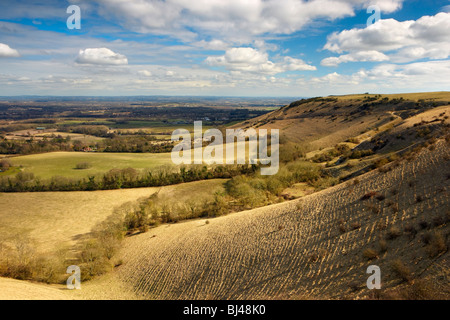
[111,139,449,300]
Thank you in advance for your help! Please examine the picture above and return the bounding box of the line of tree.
[0,135,174,155]
[0,136,73,154]
[0,164,257,192]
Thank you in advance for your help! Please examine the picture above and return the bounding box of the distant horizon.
[1,90,449,100]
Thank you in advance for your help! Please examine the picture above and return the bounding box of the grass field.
[8,152,174,180]
[0,179,226,253]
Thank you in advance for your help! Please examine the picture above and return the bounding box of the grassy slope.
[1,92,449,300]
[2,137,448,300]
[0,179,226,254]
[335,91,450,102]
[232,92,450,150]
[97,139,449,300]
[8,152,173,180]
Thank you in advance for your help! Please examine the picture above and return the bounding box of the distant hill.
[232,92,450,151]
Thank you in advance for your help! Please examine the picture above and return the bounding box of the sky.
[0,0,449,97]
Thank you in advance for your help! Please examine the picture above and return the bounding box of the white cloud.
[206,47,315,75]
[321,50,389,66]
[368,60,450,78]
[93,0,405,41]
[76,48,128,65]
[324,12,450,63]
[138,70,152,77]
[193,39,229,51]
[362,0,403,13]
[0,43,19,57]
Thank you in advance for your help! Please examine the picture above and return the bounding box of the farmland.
[8,151,173,180]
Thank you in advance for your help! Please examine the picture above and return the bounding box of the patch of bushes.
[382,279,448,300]
[391,259,413,283]
[346,137,360,144]
[349,149,374,159]
[374,158,390,171]
[424,232,447,258]
[0,236,68,284]
[75,162,92,170]
[386,226,402,240]
[311,144,351,163]
[379,240,388,253]
[0,159,12,171]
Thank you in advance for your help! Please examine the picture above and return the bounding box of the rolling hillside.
[1,93,449,300]
[234,92,450,150]
[99,138,449,300]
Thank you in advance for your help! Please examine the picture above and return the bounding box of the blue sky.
[0,0,449,96]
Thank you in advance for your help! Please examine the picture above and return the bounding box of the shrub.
[75,162,92,170]
[363,248,379,260]
[374,158,390,169]
[395,279,446,300]
[346,137,360,144]
[426,232,447,258]
[15,171,34,182]
[379,240,388,253]
[349,149,374,159]
[351,221,361,230]
[279,142,306,163]
[391,259,413,282]
[0,159,11,171]
[386,226,402,240]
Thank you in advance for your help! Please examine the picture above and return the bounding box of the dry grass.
[96,139,450,300]
[1,95,449,300]
[0,277,69,300]
[336,92,450,102]
[0,179,226,254]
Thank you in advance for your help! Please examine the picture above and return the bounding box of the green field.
[9,152,174,180]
